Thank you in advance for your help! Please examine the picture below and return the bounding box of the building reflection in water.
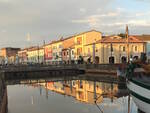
[7,78,138,113]
[37,80,119,105]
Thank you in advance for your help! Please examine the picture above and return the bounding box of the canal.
[5,76,138,113]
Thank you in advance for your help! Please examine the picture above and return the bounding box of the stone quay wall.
[0,74,7,113]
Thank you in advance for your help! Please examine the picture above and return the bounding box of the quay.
[0,65,85,81]
[0,76,7,113]
[0,64,124,83]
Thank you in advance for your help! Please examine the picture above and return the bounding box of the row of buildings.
[39,80,118,104]
[0,28,150,65]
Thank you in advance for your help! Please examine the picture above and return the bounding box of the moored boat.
[126,64,150,113]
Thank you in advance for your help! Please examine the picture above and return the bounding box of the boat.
[126,63,150,113]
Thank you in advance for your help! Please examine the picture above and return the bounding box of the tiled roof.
[44,30,101,46]
[132,35,150,42]
[98,35,144,43]
[27,46,44,51]
[63,44,75,50]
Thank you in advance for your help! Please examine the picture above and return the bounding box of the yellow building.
[43,80,118,104]
[74,30,102,61]
[85,35,145,64]
[27,47,44,63]
[51,39,63,64]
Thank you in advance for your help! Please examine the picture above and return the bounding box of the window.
[77,37,82,45]
[53,53,55,56]
[53,46,56,49]
[72,51,74,55]
[63,52,66,56]
[59,44,62,48]
[59,52,62,56]
[88,48,90,53]
[96,48,98,52]
[135,46,137,52]
[77,48,82,55]
[48,53,51,57]
[123,46,126,52]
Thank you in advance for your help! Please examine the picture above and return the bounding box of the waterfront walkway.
[0,64,85,81]
[0,64,121,81]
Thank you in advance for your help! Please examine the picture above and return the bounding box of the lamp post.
[43,40,46,64]
[68,48,71,64]
[38,45,39,64]
[110,43,113,64]
[92,39,97,64]
[126,25,130,63]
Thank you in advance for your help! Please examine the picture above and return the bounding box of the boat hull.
[127,80,150,113]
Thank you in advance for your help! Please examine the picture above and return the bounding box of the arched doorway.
[95,56,99,64]
[133,56,138,60]
[109,56,115,64]
[121,56,127,63]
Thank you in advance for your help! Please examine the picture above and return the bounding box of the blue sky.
[0,0,150,48]
[113,0,150,11]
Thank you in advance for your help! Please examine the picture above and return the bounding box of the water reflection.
[42,80,118,104]
[7,79,137,113]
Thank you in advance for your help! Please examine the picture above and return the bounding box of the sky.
[0,0,150,48]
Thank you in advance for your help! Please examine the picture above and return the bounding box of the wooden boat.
[126,63,150,113]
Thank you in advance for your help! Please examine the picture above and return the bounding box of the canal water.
[6,78,138,113]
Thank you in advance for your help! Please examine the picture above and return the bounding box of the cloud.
[1,29,7,33]
[0,0,11,3]
[79,8,86,13]
[135,11,150,16]
[72,11,121,28]
[0,0,150,48]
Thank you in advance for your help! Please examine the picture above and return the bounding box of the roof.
[27,46,44,52]
[63,44,75,50]
[132,35,150,42]
[72,29,102,37]
[98,35,144,43]
[44,29,101,46]
[85,35,144,46]
[0,47,20,50]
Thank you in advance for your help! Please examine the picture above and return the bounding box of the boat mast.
[126,25,130,63]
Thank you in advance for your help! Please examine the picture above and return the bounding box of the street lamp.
[92,39,97,64]
[110,43,113,64]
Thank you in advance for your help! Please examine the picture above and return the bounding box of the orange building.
[0,47,20,58]
[62,36,75,63]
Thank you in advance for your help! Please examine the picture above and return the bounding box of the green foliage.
[118,33,126,38]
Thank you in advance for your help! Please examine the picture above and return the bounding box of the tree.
[118,33,126,38]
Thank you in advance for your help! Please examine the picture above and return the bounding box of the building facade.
[44,43,53,63]
[18,48,29,64]
[94,35,145,64]
[74,30,102,61]
[62,36,75,64]
[0,47,20,64]
[51,40,63,64]
[135,35,150,62]
[0,30,147,65]
[0,47,20,58]
[27,47,44,63]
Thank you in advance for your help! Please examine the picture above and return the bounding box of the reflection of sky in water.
[7,83,137,113]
